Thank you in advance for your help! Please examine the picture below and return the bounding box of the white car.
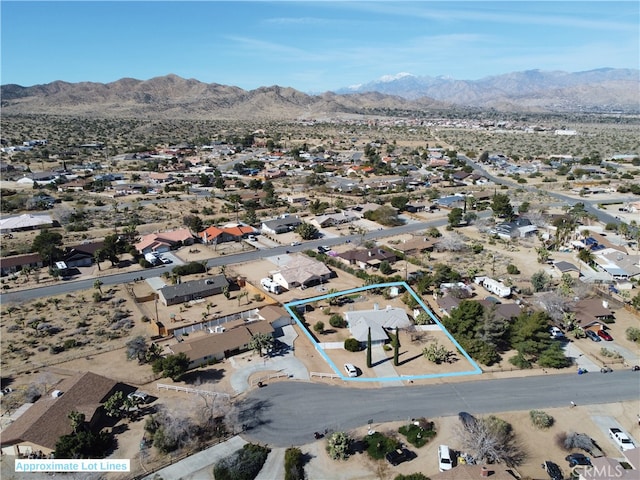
[438,445,452,471]
[344,363,358,377]
[127,391,149,403]
[291,241,301,246]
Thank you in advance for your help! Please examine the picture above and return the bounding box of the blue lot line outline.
[284,281,482,382]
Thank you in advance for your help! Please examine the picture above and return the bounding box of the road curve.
[238,370,640,447]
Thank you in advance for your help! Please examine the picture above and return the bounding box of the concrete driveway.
[142,435,247,480]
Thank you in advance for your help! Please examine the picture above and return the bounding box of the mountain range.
[1,68,638,119]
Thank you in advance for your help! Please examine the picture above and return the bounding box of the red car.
[597,329,613,341]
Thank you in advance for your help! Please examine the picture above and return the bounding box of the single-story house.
[158,275,229,306]
[261,216,302,235]
[570,298,615,328]
[389,237,438,256]
[336,248,396,270]
[167,320,274,368]
[553,261,581,278]
[272,255,333,290]
[477,300,522,322]
[576,454,640,480]
[199,224,255,244]
[61,241,105,268]
[490,218,534,239]
[135,228,195,254]
[257,305,293,330]
[434,195,466,209]
[404,203,428,213]
[0,214,54,233]
[311,212,359,228]
[0,253,43,276]
[344,306,411,345]
[0,372,132,457]
[593,252,640,281]
[436,295,462,316]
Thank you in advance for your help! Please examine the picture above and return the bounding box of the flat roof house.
[158,275,229,306]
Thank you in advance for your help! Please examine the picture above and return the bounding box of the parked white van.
[438,445,452,471]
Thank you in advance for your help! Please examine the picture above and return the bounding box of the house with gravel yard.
[271,255,333,290]
[344,306,411,346]
[0,372,132,457]
[158,275,229,306]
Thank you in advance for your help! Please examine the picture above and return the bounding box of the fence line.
[156,383,231,400]
[250,372,291,386]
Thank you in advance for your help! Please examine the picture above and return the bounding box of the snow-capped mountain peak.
[379,72,415,82]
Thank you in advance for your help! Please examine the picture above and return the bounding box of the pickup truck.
[609,427,635,451]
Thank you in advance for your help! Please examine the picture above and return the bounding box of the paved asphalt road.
[458,155,637,229]
[0,218,452,303]
[238,370,640,447]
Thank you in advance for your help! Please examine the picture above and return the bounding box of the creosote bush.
[529,410,554,429]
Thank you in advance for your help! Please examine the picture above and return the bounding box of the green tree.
[284,447,305,480]
[379,260,393,275]
[390,195,409,211]
[55,430,113,459]
[448,207,463,227]
[538,343,571,368]
[243,208,258,226]
[313,321,325,335]
[99,234,125,266]
[183,214,204,233]
[103,391,125,418]
[577,248,594,265]
[531,270,550,292]
[536,247,550,264]
[93,279,103,294]
[152,353,190,380]
[295,222,319,240]
[393,327,400,366]
[32,229,63,265]
[491,193,514,220]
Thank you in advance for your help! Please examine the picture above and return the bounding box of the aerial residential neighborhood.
[1,114,638,479]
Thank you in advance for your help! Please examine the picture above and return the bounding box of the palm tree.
[248,332,274,357]
[577,248,594,266]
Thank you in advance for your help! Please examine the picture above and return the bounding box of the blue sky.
[2,1,638,92]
